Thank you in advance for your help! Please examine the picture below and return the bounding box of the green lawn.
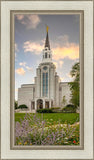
[15,113,79,125]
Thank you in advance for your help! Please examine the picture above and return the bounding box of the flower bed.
[15,114,80,145]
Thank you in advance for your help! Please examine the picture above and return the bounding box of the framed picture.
[12,10,83,149]
[0,0,94,160]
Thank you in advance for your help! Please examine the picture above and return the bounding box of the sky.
[15,14,80,100]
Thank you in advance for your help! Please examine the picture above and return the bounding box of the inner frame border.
[10,10,84,150]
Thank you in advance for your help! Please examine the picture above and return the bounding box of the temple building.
[18,27,71,111]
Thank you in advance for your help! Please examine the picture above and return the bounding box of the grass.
[15,113,79,125]
[15,113,80,145]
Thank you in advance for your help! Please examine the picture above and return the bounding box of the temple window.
[45,52,47,58]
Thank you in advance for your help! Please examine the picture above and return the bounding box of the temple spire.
[45,26,50,50]
[42,25,52,63]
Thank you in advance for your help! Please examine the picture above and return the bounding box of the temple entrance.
[37,99,43,109]
[45,101,49,109]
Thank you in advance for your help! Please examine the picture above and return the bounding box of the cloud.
[59,60,64,68]
[53,61,58,68]
[16,14,41,29]
[15,43,19,52]
[15,43,19,61]
[19,62,32,72]
[23,35,79,60]
[57,35,69,46]
[23,41,43,54]
[53,60,63,69]
[53,43,79,60]
[51,35,79,61]
[25,66,32,71]
[19,62,27,67]
[15,68,25,75]
[16,15,24,20]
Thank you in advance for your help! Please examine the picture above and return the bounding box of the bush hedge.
[18,104,28,109]
[37,108,53,113]
[51,107,60,110]
[62,104,76,113]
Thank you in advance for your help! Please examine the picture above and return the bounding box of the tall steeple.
[45,27,50,49]
[42,26,52,63]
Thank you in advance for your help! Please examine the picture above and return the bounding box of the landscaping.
[15,113,80,145]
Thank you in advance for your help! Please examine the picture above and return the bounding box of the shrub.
[62,104,76,113]
[37,108,53,113]
[51,107,60,110]
[51,107,62,113]
[18,104,28,109]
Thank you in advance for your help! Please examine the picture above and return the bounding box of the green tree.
[68,62,80,107]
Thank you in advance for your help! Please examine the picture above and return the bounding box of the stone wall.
[55,75,60,107]
[18,84,35,111]
[60,82,71,108]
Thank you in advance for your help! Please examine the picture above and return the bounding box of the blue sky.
[15,14,80,100]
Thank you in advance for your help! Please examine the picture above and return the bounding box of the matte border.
[0,0,94,160]
[0,0,1,159]
[10,10,84,150]
[0,0,93,1]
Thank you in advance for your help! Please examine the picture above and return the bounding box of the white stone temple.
[18,27,71,111]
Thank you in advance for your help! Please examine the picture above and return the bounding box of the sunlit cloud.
[16,14,24,20]
[53,44,79,60]
[53,60,64,69]
[15,68,25,75]
[26,66,32,71]
[53,61,58,68]
[59,60,64,68]
[23,34,79,60]
[19,62,27,67]
[51,35,79,60]
[19,62,33,71]
[16,14,41,29]
[23,41,43,54]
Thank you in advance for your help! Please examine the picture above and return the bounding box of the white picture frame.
[0,0,94,160]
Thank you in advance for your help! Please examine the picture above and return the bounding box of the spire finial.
[45,25,50,50]
[46,25,49,33]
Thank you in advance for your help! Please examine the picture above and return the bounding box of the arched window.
[42,72,48,97]
[45,52,47,58]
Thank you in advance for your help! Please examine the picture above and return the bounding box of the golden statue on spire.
[46,25,49,32]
